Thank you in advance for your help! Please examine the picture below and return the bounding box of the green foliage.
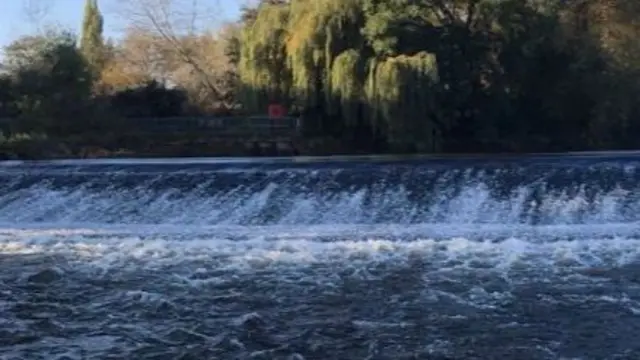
[234,0,640,153]
[329,49,363,125]
[2,30,94,134]
[0,131,68,160]
[238,0,442,149]
[0,26,190,141]
[5,0,640,158]
[238,1,291,112]
[367,52,439,151]
[80,0,106,75]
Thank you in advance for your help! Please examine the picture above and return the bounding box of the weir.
[3,154,640,360]
[1,153,640,226]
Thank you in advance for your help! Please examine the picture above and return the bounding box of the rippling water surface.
[2,155,640,359]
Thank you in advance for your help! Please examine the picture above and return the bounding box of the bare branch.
[109,0,232,108]
[111,0,221,35]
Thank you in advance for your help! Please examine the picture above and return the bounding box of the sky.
[0,0,244,49]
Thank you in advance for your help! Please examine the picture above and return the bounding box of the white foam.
[2,223,639,359]
[1,226,638,277]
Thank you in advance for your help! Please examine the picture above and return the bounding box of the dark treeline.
[0,30,189,131]
[236,0,640,153]
[2,0,640,158]
[0,0,197,158]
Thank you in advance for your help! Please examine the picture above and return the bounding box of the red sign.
[268,104,286,118]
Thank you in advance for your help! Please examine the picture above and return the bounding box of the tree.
[2,28,67,73]
[3,30,93,134]
[96,29,168,93]
[112,0,233,109]
[170,29,239,112]
[233,0,640,153]
[80,0,106,75]
[238,0,441,151]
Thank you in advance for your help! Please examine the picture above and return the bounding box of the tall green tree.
[80,0,105,75]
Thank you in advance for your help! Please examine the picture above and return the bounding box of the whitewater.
[2,154,640,359]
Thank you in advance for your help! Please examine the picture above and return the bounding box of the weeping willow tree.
[237,1,291,113]
[285,0,365,133]
[329,49,364,126]
[365,52,440,151]
[237,0,442,151]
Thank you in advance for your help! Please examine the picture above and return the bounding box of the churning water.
[2,154,640,359]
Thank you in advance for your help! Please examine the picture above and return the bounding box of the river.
[1,154,640,359]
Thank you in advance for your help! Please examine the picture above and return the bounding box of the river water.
[1,154,640,359]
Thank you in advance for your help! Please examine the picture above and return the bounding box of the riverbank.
[0,132,357,160]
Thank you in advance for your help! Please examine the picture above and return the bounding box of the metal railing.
[0,115,301,137]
